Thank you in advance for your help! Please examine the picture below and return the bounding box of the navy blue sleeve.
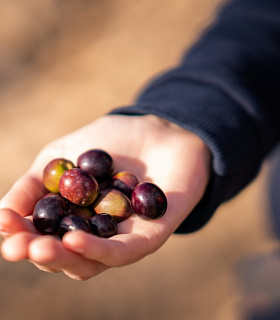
[109,0,280,233]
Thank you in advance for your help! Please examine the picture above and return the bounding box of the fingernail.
[71,246,85,254]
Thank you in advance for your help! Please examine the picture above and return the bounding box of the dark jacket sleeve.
[109,0,280,233]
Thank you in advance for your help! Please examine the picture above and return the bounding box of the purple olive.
[43,158,75,193]
[77,149,114,183]
[59,168,99,207]
[89,213,118,238]
[109,171,140,198]
[93,188,133,222]
[131,182,167,220]
[33,194,67,234]
[58,215,91,239]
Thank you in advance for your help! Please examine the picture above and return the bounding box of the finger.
[0,173,46,217]
[1,232,38,261]
[0,209,37,238]
[1,233,61,274]
[28,235,108,280]
[62,228,157,267]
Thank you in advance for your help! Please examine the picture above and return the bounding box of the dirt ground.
[0,1,279,319]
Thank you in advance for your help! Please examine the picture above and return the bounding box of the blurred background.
[0,0,279,319]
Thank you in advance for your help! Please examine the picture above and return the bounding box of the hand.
[0,114,211,280]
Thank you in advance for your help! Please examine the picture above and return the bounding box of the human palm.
[0,115,211,280]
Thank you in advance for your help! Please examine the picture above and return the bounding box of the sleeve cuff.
[109,78,263,232]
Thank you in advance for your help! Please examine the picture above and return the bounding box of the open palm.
[0,115,211,280]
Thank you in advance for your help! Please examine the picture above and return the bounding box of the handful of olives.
[33,149,167,239]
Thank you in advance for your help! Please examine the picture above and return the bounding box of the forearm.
[110,0,280,232]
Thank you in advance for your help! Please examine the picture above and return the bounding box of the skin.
[0,115,211,280]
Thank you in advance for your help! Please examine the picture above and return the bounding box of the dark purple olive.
[59,168,99,207]
[33,194,67,234]
[58,215,91,239]
[109,171,140,198]
[43,158,75,193]
[93,188,133,222]
[89,213,118,238]
[131,182,167,220]
[77,149,114,183]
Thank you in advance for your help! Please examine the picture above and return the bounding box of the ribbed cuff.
[109,79,262,232]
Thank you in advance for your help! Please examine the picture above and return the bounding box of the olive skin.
[59,168,99,207]
[131,182,167,220]
[43,158,75,193]
[77,149,114,183]
[58,215,91,239]
[93,188,133,222]
[109,171,140,198]
[89,213,118,238]
[67,206,95,220]
[33,194,67,234]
